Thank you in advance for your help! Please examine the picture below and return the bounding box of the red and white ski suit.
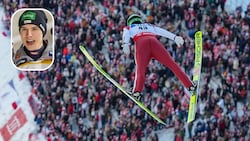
[122,23,193,93]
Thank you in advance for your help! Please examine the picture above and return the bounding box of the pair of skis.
[79,31,202,125]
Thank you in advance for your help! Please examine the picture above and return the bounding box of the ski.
[79,45,166,125]
[187,31,203,123]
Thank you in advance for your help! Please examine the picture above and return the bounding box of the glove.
[174,36,184,46]
[122,43,130,55]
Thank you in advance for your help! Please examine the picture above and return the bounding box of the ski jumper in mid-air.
[122,14,196,101]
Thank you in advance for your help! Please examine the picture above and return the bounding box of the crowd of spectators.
[2,0,250,140]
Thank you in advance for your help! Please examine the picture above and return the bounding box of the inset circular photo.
[11,8,54,71]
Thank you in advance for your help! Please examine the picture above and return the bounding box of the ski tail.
[187,31,202,123]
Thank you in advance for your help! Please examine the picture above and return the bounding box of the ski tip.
[79,45,86,52]
[79,45,84,48]
[195,30,202,34]
[195,31,202,38]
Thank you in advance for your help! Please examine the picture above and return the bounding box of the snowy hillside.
[0,6,44,141]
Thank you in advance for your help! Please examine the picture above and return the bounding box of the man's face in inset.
[20,24,43,51]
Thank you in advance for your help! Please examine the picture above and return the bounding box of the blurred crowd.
[2,0,250,141]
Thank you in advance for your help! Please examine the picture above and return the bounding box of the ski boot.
[188,84,197,96]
